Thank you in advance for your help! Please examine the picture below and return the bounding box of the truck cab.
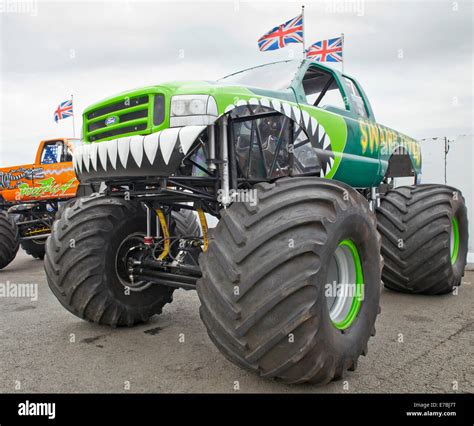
[0,138,79,204]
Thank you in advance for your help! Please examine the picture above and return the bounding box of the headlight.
[170,95,218,127]
[171,99,187,116]
[189,99,206,115]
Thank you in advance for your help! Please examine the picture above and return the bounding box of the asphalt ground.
[0,250,472,393]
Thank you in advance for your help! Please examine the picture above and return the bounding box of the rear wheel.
[45,194,200,326]
[376,184,468,294]
[20,239,46,259]
[0,211,20,269]
[197,177,382,384]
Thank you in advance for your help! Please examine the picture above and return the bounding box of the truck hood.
[83,80,296,117]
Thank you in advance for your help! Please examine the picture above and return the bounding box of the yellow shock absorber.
[25,227,50,236]
[197,208,208,252]
[155,209,170,261]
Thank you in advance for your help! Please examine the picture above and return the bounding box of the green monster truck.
[45,60,469,384]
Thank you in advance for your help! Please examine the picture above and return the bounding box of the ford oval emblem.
[105,116,118,126]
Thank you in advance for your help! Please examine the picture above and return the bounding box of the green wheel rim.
[326,239,364,330]
[450,217,459,265]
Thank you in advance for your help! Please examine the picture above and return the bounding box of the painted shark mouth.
[311,124,335,178]
[74,97,335,183]
[224,97,334,178]
[73,125,207,182]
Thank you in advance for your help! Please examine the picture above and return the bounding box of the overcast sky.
[0,0,472,166]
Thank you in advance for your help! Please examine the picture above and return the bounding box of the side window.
[40,142,63,164]
[344,77,368,118]
[302,67,347,111]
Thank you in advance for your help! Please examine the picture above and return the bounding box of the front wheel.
[45,194,200,327]
[197,177,382,384]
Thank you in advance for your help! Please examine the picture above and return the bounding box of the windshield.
[219,61,302,91]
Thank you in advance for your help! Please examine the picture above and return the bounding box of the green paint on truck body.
[82,60,421,189]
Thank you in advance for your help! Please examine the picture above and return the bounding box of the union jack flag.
[258,14,303,51]
[54,99,73,122]
[306,37,343,62]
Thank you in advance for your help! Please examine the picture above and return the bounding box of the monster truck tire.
[171,209,201,265]
[55,198,79,221]
[197,177,382,385]
[45,193,200,327]
[20,239,46,260]
[172,209,200,237]
[376,184,468,295]
[0,211,20,269]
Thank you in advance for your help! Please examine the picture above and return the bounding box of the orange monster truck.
[0,138,97,268]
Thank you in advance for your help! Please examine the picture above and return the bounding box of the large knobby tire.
[376,184,468,294]
[55,198,78,222]
[171,208,201,266]
[20,239,46,260]
[0,211,20,269]
[45,193,200,327]
[197,177,382,385]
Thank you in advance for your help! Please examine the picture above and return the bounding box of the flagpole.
[341,33,345,73]
[302,5,306,58]
[71,94,76,138]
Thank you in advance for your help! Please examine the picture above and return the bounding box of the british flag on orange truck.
[0,138,80,266]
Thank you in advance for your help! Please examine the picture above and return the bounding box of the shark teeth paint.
[89,143,99,172]
[76,97,335,181]
[82,144,90,173]
[130,136,144,168]
[231,98,334,178]
[107,138,118,170]
[292,106,301,123]
[159,128,180,165]
[98,142,108,171]
[118,137,130,169]
[74,125,207,181]
[179,126,206,155]
[143,132,160,165]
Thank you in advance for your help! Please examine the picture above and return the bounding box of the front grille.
[87,109,148,133]
[89,124,148,142]
[120,109,149,123]
[87,96,148,120]
[84,95,153,142]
